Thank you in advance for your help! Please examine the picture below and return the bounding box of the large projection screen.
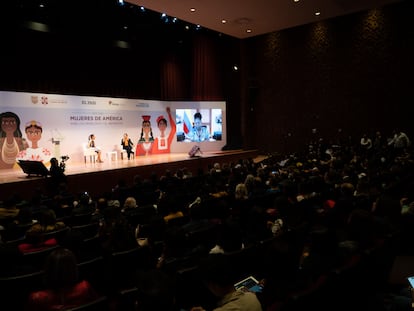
[0,91,226,170]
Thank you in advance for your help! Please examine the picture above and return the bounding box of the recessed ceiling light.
[222,19,227,24]
[246,29,252,33]
[190,8,196,12]
[315,11,321,16]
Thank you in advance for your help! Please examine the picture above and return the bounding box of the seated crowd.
[0,129,413,310]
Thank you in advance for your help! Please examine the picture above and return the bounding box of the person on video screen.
[185,112,210,142]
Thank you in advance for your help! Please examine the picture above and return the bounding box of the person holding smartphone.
[382,277,414,311]
[189,254,262,311]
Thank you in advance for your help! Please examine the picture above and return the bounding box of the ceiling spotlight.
[190,8,196,12]
[118,0,124,5]
[222,19,227,24]
[246,29,252,33]
[161,13,170,23]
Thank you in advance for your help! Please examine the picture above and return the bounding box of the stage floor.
[1,152,203,184]
[0,149,260,201]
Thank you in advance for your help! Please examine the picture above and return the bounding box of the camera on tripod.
[60,155,69,170]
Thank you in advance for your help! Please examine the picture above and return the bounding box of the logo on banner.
[31,96,38,104]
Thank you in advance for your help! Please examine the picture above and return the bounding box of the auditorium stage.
[0,149,259,202]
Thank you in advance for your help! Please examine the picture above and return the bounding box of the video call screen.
[175,108,222,142]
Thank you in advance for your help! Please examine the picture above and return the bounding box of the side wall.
[243,0,414,153]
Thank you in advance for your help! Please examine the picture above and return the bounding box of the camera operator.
[48,157,67,195]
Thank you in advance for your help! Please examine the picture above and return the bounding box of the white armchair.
[82,142,96,163]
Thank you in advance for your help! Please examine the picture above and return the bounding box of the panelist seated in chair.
[87,134,103,163]
[121,133,134,160]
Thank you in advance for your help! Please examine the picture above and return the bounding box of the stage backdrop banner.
[0,91,226,170]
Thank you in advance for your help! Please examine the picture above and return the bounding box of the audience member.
[90,196,107,224]
[135,269,176,311]
[161,196,185,225]
[181,198,210,233]
[0,231,25,276]
[25,247,100,311]
[298,225,341,286]
[19,209,67,253]
[29,190,49,218]
[360,133,373,156]
[2,206,36,241]
[209,218,244,254]
[190,254,263,311]
[0,198,20,227]
[71,192,96,218]
[98,204,138,254]
[26,209,66,235]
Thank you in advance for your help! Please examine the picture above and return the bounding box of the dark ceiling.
[130,0,402,39]
[5,0,403,41]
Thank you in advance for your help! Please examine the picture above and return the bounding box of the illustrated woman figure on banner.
[16,120,51,162]
[136,115,154,156]
[0,111,28,169]
[153,107,176,154]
